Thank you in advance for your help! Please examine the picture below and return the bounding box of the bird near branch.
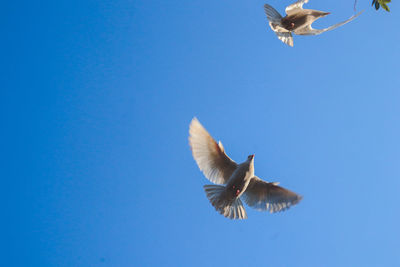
[264,0,363,47]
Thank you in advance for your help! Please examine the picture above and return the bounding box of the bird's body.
[189,118,302,220]
[264,0,362,46]
[224,159,254,198]
[281,10,329,31]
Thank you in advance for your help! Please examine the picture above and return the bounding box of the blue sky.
[4,0,400,266]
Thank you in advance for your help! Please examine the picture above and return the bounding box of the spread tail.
[204,185,247,219]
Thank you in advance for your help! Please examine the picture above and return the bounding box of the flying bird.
[189,118,302,219]
[264,0,363,46]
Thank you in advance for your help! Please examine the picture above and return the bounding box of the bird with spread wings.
[264,0,363,46]
[189,118,302,219]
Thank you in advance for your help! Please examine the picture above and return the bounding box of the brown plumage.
[264,0,363,46]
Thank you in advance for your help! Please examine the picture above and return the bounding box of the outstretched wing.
[264,4,282,24]
[285,0,309,15]
[242,176,302,213]
[295,10,363,35]
[189,118,237,184]
[264,4,293,46]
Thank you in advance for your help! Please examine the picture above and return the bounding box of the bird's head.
[322,12,330,17]
[314,11,330,18]
[247,154,255,174]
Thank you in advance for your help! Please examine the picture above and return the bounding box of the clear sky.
[4,0,400,266]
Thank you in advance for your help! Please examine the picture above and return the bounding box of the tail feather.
[275,31,294,47]
[222,198,247,219]
[204,185,247,220]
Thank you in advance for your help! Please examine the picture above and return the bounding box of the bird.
[264,0,363,46]
[189,117,302,219]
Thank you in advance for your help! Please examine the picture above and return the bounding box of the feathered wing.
[189,118,237,184]
[264,4,282,24]
[264,4,294,47]
[294,10,363,36]
[285,0,309,15]
[242,176,302,213]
